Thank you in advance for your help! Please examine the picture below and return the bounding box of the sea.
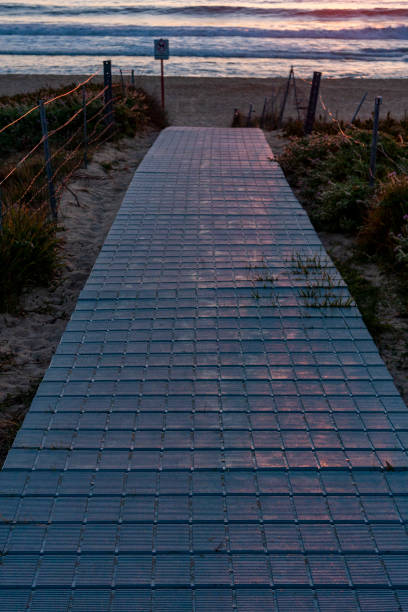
[0,0,407,78]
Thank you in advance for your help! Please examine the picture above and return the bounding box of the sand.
[0,131,159,423]
[0,74,407,452]
[0,74,407,125]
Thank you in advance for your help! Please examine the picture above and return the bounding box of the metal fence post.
[351,92,368,124]
[82,87,88,169]
[278,66,293,128]
[260,97,267,129]
[369,96,382,186]
[103,60,114,126]
[119,68,125,95]
[246,104,254,127]
[304,71,322,135]
[38,100,57,221]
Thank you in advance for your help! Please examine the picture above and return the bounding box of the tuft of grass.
[0,205,62,311]
[289,251,353,309]
[100,161,113,173]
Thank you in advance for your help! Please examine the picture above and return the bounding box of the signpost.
[154,38,170,111]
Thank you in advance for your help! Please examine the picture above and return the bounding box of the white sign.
[154,39,170,60]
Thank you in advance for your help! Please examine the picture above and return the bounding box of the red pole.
[160,59,165,111]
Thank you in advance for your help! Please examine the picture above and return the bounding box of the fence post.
[304,71,322,135]
[131,69,135,87]
[351,92,368,124]
[160,59,165,111]
[82,87,88,169]
[292,71,301,121]
[260,98,267,129]
[246,104,254,127]
[119,68,125,95]
[369,96,382,186]
[278,66,293,128]
[103,60,114,127]
[38,100,57,221]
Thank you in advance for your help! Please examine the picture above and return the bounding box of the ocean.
[0,0,407,78]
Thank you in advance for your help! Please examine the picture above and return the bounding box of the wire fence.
[0,61,142,229]
[1,61,406,233]
[248,67,408,185]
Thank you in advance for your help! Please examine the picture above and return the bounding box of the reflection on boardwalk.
[0,128,407,611]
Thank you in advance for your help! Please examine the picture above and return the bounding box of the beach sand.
[0,74,407,125]
[0,74,407,460]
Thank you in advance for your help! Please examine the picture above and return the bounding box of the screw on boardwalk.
[0,128,407,611]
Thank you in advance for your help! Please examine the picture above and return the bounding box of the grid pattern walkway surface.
[1,127,408,611]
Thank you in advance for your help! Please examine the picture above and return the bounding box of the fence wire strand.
[0,69,101,137]
[0,64,128,217]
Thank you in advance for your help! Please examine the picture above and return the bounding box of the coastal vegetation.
[278,117,408,402]
[279,117,408,276]
[0,83,166,310]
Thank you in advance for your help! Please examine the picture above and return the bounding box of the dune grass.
[279,120,408,271]
[0,82,166,311]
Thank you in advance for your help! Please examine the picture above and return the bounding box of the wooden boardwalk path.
[0,128,407,611]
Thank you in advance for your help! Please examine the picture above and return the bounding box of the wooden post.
[260,97,267,129]
[103,60,113,126]
[304,71,322,135]
[38,100,57,221]
[292,71,301,121]
[278,66,293,128]
[160,59,165,111]
[82,87,88,169]
[131,69,135,87]
[351,92,368,124]
[369,96,382,186]
[270,92,275,117]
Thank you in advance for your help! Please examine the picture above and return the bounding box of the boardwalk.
[1,127,408,611]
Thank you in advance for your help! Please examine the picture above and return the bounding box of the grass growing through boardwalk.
[290,251,354,309]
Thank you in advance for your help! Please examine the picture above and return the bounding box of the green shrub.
[0,205,62,310]
[314,178,372,233]
[359,174,408,255]
[279,128,408,234]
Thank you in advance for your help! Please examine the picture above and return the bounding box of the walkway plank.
[0,128,407,611]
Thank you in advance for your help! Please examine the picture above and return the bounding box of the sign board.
[154,39,170,60]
